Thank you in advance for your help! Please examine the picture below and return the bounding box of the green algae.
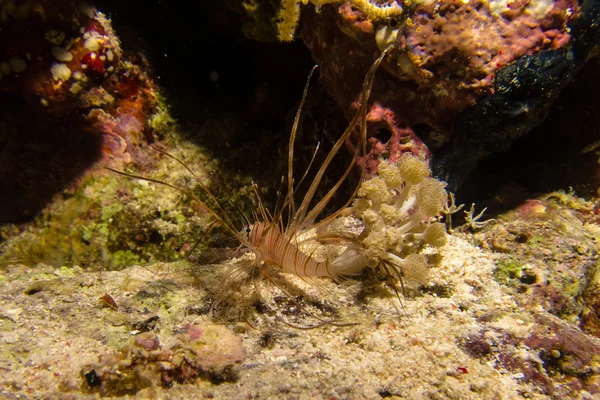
[111,250,141,268]
[54,265,84,278]
[527,234,544,249]
[493,258,525,285]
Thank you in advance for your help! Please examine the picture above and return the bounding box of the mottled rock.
[82,324,245,396]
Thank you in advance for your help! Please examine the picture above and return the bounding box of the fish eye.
[387,17,400,28]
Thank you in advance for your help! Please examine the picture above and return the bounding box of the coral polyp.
[323,153,447,285]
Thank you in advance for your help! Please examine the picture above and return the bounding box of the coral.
[0,7,216,268]
[329,153,447,283]
[296,0,591,181]
[277,0,303,41]
[0,0,121,114]
[355,154,447,251]
[350,103,430,177]
[0,1,166,226]
[0,95,263,270]
[82,56,165,165]
[82,324,245,396]
[403,0,572,92]
[275,0,404,41]
[0,1,166,166]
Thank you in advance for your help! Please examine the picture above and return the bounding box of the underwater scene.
[0,0,599,398]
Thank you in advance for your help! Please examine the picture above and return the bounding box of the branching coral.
[276,0,303,42]
[276,0,403,41]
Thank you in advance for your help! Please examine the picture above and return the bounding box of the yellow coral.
[398,153,430,185]
[362,230,389,259]
[352,0,403,19]
[377,160,403,189]
[276,0,404,42]
[304,0,339,6]
[362,209,384,231]
[416,222,447,247]
[417,178,448,217]
[277,0,302,41]
[352,198,371,214]
[357,176,393,204]
[379,203,399,224]
[401,254,428,284]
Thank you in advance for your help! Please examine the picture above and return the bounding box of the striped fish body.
[248,222,335,279]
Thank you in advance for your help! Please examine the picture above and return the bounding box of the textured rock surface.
[82,324,245,396]
[297,0,596,182]
[474,192,600,339]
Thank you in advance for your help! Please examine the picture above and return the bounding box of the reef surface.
[1,193,599,398]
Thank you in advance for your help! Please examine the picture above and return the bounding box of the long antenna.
[294,47,390,231]
[104,166,245,246]
[229,199,251,228]
[284,65,318,224]
[149,146,240,232]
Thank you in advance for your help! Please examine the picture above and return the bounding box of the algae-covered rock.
[0,137,249,270]
[474,192,600,334]
[82,324,245,396]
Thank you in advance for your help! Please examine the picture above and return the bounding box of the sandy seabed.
[0,234,598,399]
